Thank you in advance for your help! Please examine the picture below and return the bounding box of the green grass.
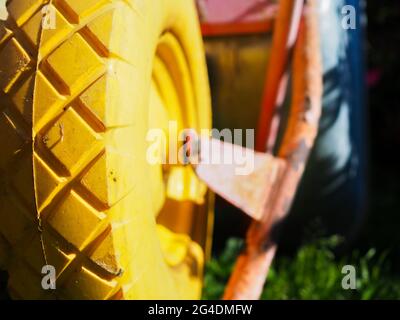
[203,237,400,300]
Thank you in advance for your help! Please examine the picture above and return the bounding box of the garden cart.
[0,0,321,299]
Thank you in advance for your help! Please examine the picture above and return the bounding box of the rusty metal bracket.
[195,138,286,222]
[194,0,322,300]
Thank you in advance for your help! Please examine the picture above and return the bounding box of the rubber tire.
[0,0,211,299]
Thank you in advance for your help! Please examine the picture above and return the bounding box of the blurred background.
[202,0,400,299]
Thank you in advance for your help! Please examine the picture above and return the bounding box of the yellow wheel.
[0,0,212,299]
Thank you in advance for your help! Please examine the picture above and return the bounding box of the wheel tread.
[1,0,125,299]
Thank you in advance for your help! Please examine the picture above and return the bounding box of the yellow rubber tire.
[0,0,211,299]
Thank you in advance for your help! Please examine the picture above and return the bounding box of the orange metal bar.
[255,0,304,152]
[201,20,273,37]
[223,0,322,300]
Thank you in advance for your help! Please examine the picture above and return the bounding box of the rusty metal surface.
[222,0,323,300]
[195,138,286,221]
[256,0,305,152]
[194,0,321,300]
